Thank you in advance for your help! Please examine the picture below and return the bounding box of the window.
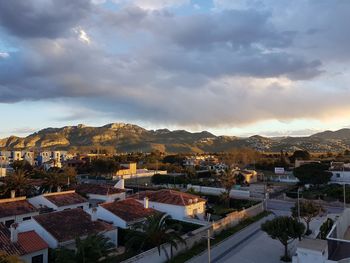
[5,219,14,228]
[78,206,83,209]
[23,216,31,221]
[32,254,43,263]
[337,173,341,178]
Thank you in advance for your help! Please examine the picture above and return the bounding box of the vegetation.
[319,218,334,239]
[52,233,115,263]
[261,216,305,262]
[294,163,332,186]
[126,214,186,260]
[291,200,324,235]
[0,251,24,263]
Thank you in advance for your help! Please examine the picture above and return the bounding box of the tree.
[234,173,246,185]
[291,201,324,235]
[0,251,24,263]
[290,150,311,163]
[291,200,324,235]
[218,169,236,207]
[11,160,33,173]
[53,233,114,263]
[3,169,32,197]
[41,172,67,193]
[294,163,332,186]
[126,214,185,259]
[261,216,305,262]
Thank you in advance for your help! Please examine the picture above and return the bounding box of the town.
[0,149,350,262]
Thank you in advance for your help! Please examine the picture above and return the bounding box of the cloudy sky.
[0,0,350,137]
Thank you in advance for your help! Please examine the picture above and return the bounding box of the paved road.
[187,199,343,263]
[266,199,344,215]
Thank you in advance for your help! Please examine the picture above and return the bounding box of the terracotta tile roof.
[18,231,48,254]
[0,198,38,218]
[0,223,23,256]
[76,184,125,196]
[0,224,48,256]
[130,190,206,206]
[101,199,157,222]
[44,191,88,207]
[34,208,114,242]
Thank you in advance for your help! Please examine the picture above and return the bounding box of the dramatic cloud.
[0,0,349,133]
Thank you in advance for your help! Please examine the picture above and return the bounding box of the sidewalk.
[186,214,274,263]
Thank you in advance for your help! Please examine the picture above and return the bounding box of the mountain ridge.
[0,123,349,153]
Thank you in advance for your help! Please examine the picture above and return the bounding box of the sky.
[1,0,350,138]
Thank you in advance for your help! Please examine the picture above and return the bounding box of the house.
[18,208,118,249]
[130,189,206,221]
[28,190,89,211]
[115,163,137,177]
[96,198,158,229]
[292,238,328,263]
[0,223,49,263]
[329,162,350,184]
[0,197,39,228]
[294,209,350,262]
[75,183,126,203]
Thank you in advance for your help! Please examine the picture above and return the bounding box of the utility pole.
[344,183,346,209]
[207,229,211,263]
[297,187,301,221]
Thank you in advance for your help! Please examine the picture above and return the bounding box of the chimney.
[115,179,124,190]
[91,208,97,221]
[10,223,18,243]
[143,197,149,209]
[10,190,16,199]
[57,186,61,192]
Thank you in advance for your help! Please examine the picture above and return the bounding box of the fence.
[187,184,250,199]
[121,202,264,263]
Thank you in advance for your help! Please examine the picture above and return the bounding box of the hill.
[0,123,349,153]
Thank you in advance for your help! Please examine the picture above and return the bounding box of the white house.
[0,223,49,263]
[130,189,206,221]
[76,183,126,203]
[292,238,328,263]
[28,190,89,211]
[96,198,158,229]
[0,197,39,228]
[18,208,118,250]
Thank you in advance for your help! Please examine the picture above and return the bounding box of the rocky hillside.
[0,123,349,153]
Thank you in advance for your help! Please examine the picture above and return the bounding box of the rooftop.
[34,208,114,242]
[0,197,38,218]
[76,184,125,196]
[298,238,327,252]
[130,189,206,206]
[43,191,88,207]
[101,199,157,222]
[0,223,48,256]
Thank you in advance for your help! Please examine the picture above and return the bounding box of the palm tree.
[53,233,114,263]
[41,172,66,193]
[3,169,31,197]
[218,169,235,207]
[126,214,186,259]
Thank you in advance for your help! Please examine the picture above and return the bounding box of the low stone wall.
[187,184,250,199]
[121,202,264,263]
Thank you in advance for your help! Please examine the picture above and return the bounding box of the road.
[266,199,344,215]
[187,199,343,263]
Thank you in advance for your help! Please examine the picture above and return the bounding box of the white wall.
[28,195,89,211]
[18,219,59,248]
[0,211,39,226]
[20,249,48,263]
[88,192,126,202]
[292,247,328,263]
[95,206,127,228]
[331,171,350,183]
[187,185,250,199]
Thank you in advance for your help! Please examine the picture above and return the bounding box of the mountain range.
[1,123,350,153]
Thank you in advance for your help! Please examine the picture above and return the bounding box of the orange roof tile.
[130,189,206,206]
[18,231,48,254]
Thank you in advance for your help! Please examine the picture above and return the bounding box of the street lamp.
[344,183,346,209]
[206,229,214,263]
